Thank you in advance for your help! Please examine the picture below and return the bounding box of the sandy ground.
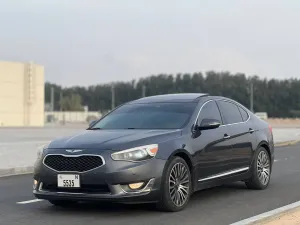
[256,207,300,225]
[266,118,300,128]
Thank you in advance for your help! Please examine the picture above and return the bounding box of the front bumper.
[33,178,159,203]
[33,150,166,204]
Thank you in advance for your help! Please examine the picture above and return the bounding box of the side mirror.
[197,118,221,130]
[89,120,97,127]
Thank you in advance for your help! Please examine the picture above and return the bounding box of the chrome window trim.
[198,166,249,182]
[216,99,251,126]
[42,154,106,173]
[193,100,216,127]
[194,98,251,128]
[237,104,250,122]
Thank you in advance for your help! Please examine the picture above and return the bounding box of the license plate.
[57,174,80,188]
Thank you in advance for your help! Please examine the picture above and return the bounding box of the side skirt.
[193,168,252,192]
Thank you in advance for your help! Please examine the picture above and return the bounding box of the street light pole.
[111,83,115,110]
[50,87,54,112]
[142,85,146,97]
[250,82,254,112]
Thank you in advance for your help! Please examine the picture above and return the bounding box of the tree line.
[45,71,300,118]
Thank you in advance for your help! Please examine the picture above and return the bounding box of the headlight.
[111,144,158,162]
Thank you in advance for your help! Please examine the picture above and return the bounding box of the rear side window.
[198,101,222,124]
[238,106,249,122]
[217,101,243,125]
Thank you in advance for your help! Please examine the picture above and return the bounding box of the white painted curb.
[230,200,300,225]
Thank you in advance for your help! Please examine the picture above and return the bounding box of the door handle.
[223,134,231,139]
[249,128,254,134]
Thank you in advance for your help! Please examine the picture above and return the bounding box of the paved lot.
[0,126,85,171]
[272,128,300,143]
[0,144,300,225]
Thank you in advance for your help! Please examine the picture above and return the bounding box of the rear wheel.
[245,147,271,190]
[48,200,77,207]
[156,156,192,212]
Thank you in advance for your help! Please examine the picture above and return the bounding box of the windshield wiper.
[87,127,102,130]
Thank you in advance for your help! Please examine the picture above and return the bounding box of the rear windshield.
[91,102,197,129]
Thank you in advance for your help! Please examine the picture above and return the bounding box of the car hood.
[47,129,181,150]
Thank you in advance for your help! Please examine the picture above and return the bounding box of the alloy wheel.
[257,151,270,185]
[169,162,190,207]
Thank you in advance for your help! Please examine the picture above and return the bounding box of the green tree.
[45,71,300,118]
[59,94,84,111]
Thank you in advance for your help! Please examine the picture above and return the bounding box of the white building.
[0,61,45,127]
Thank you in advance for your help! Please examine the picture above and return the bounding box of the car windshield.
[91,102,197,129]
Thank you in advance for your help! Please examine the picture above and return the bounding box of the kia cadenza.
[33,93,274,212]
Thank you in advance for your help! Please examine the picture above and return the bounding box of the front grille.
[42,183,110,194]
[43,155,104,172]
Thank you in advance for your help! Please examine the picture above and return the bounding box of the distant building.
[0,61,44,127]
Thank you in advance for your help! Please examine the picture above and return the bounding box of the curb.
[0,166,34,178]
[274,139,300,147]
[230,200,300,225]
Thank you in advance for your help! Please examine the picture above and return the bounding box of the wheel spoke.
[170,191,176,203]
[170,173,175,182]
[178,189,186,204]
[265,173,268,183]
[264,170,270,176]
[258,171,262,179]
[179,164,184,178]
[169,178,176,183]
[174,164,178,178]
[170,188,176,197]
[169,183,175,189]
[181,176,189,184]
[179,185,189,194]
[176,191,180,205]
[257,161,262,168]
[180,168,187,180]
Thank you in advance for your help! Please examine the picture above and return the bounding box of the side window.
[238,106,249,122]
[217,101,243,125]
[198,101,222,124]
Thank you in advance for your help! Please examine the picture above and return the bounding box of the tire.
[245,147,271,190]
[48,200,77,207]
[156,156,192,212]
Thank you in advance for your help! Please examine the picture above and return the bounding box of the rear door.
[216,100,254,170]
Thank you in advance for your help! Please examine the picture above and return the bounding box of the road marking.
[17,199,44,204]
[230,200,300,225]
[274,157,292,163]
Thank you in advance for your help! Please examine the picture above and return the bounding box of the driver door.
[192,100,233,182]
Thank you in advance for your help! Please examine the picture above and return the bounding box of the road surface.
[0,144,299,225]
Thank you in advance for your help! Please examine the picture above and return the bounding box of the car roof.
[128,93,209,104]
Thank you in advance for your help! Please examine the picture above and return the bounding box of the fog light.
[33,179,38,189]
[128,182,144,190]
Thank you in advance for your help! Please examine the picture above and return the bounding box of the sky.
[0,0,300,87]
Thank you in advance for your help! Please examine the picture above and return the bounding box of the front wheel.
[245,147,271,190]
[156,156,192,212]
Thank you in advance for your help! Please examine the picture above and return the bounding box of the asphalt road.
[0,144,300,225]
